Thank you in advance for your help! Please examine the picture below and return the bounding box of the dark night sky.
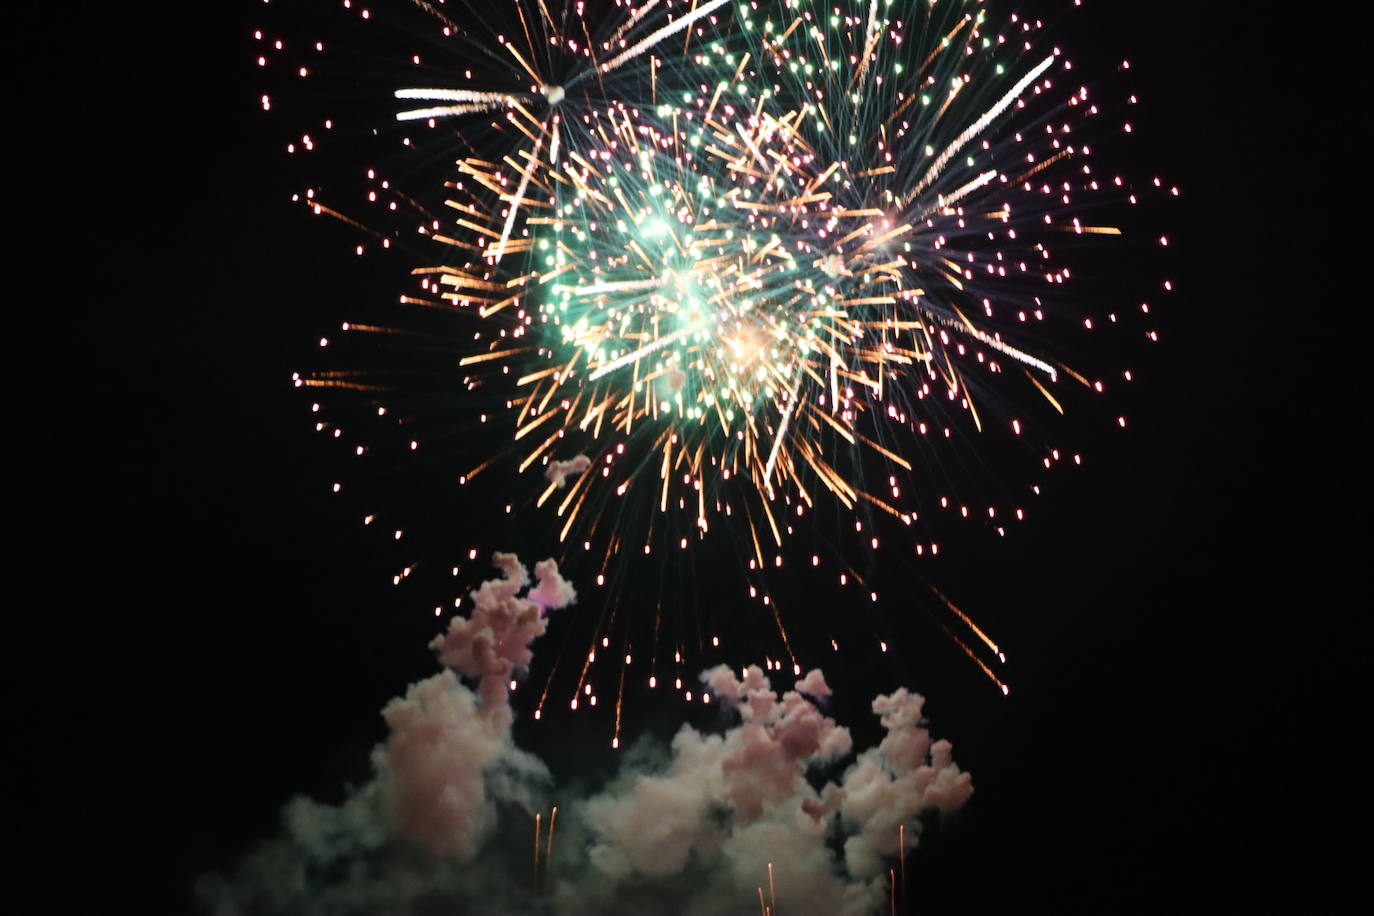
[15,1,1364,913]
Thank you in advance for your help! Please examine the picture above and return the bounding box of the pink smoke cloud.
[574,665,972,913]
[429,551,576,711]
[202,559,972,916]
[384,554,576,858]
[544,455,591,489]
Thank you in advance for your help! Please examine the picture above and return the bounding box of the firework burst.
[265,0,1175,719]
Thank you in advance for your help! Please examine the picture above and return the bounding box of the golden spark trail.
[533,811,541,883]
[544,806,558,883]
[458,347,534,367]
[927,583,1003,659]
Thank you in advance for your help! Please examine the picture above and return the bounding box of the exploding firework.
[263,0,1174,719]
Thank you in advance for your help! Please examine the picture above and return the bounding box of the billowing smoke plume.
[199,555,972,915]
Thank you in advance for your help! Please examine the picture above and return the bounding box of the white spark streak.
[493,133,544,264]
[608,0,661,46]
[394,87,517,121]
[568,278,666,296]
[906,55,1055,204]
[854,0,881,86]
[763,367,803,486]
[599,0,730,75]
[588,324,705,381]
[914,170,998,221]
[395,103,503,121]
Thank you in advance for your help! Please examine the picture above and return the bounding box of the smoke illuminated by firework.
[261,0,1173,711]
[200,554,974,916]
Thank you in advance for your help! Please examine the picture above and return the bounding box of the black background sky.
[15,1,1365,913]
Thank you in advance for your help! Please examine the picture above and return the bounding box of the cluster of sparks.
[261,0,1174,712]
